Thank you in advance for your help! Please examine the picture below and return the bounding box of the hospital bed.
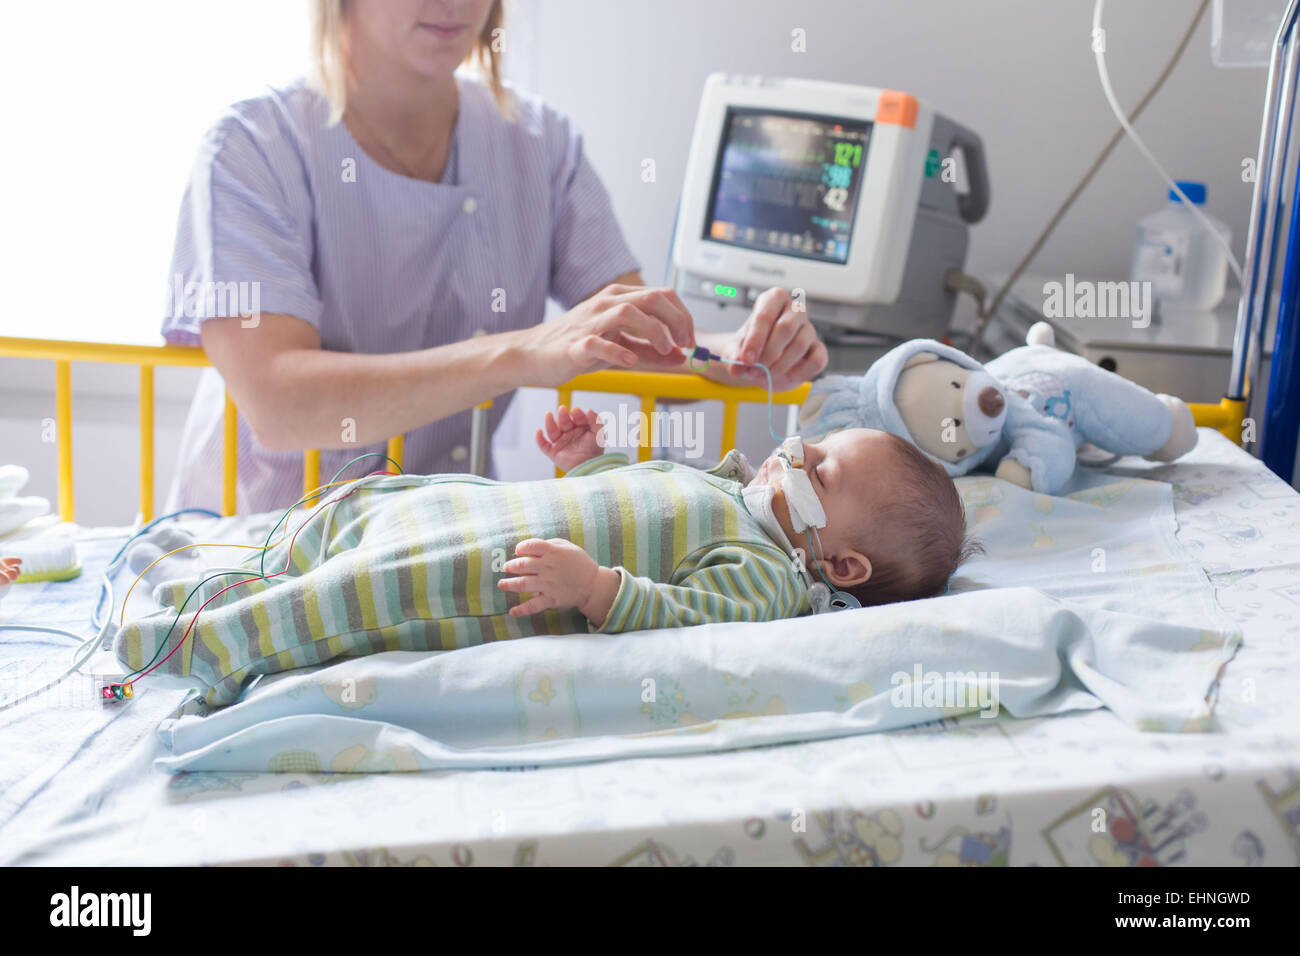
[5,4,1300,868]
[0,332,1297,866]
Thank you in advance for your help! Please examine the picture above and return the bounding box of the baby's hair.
[842,433,982,606]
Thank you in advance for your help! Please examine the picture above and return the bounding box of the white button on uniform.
[462,196,478,214]
[451,445,468,462]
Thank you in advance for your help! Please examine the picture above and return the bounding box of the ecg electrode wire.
[117,454,447,692]
[6,459,409,704]
[116,474,398,624]
[257,453,405,578]
[0,508,222,713]
[117,470,400,689]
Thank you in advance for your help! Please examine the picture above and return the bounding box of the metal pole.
[470,405,490,477]
[1230,0,1300,416]
[1261,160,1300,480]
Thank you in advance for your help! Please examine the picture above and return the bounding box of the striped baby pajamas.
[116,452,810,706]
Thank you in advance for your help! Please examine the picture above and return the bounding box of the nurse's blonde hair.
[310,0,510,124]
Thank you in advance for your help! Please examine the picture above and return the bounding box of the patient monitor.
[670,74,990,353]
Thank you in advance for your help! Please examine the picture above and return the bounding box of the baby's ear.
[827,551,872,589]
[901,352,940,371]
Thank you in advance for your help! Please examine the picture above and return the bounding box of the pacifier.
[808,579,862,613]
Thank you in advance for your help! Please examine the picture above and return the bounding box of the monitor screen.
[702,107,872,265]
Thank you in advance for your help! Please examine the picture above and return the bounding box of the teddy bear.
[798,322,1197,494]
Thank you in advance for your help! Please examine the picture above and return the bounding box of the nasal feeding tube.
[689,347,860,610]
[774,436,862,611]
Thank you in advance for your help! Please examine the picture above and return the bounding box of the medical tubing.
[1093,0,1241,281]
[692,348,786,443]
[973,0,1210,353]
[0,626,105,712]
[0,508,224,712]
[804,525,841,595]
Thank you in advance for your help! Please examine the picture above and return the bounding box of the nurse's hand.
[704,288,828,392]
[521,284,695,387]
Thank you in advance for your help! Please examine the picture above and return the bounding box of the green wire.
[121,569,263,683]
[258,452,404,577]
[123,452,406,684]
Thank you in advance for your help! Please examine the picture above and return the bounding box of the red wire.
[126,471,397,686]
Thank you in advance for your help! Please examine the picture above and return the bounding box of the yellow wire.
[117,477,366,624]
[118,541,272,625]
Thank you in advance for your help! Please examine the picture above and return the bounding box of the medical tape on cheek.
[777,454,826,533]
[776,438,862,612]
[766,444,858,612]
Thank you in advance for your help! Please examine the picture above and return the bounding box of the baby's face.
[748,428,899,556]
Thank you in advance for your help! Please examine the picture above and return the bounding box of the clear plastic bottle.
[1131,180,1230,310]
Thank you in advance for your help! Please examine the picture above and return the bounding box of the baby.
[116,406,976,707]
[523,406,977,620]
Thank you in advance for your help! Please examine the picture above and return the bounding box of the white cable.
[2,526,135,711]
[0,623,90,643]
[1092,0,1243,281]
[0,509,227,712]
[0,619,108,712]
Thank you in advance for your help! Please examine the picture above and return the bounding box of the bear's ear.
[902,352,940,371]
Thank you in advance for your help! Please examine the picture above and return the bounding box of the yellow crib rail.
[1187,396,1247,445]
[0,335,810,523]
[6,333,1236,524]
[556,369,810,477]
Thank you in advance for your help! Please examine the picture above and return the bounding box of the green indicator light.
[714,285,737,298]
[925,148,941,177]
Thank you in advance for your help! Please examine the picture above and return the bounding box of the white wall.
[0,0,1279,525]
[523,0,1265,295]
[495,0,1274,480]
[0,0,309,526]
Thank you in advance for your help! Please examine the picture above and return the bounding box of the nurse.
[162,0,828,514]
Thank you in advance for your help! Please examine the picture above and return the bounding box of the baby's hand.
[0,557,21,604]
[499,538,600,617]
[536,405,605,471]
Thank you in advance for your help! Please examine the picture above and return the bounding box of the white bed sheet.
[2,429,1297,866]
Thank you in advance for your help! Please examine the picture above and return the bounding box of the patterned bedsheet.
[1,429,1297,866]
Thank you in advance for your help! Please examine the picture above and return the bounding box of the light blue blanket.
[152,472,1240,773]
